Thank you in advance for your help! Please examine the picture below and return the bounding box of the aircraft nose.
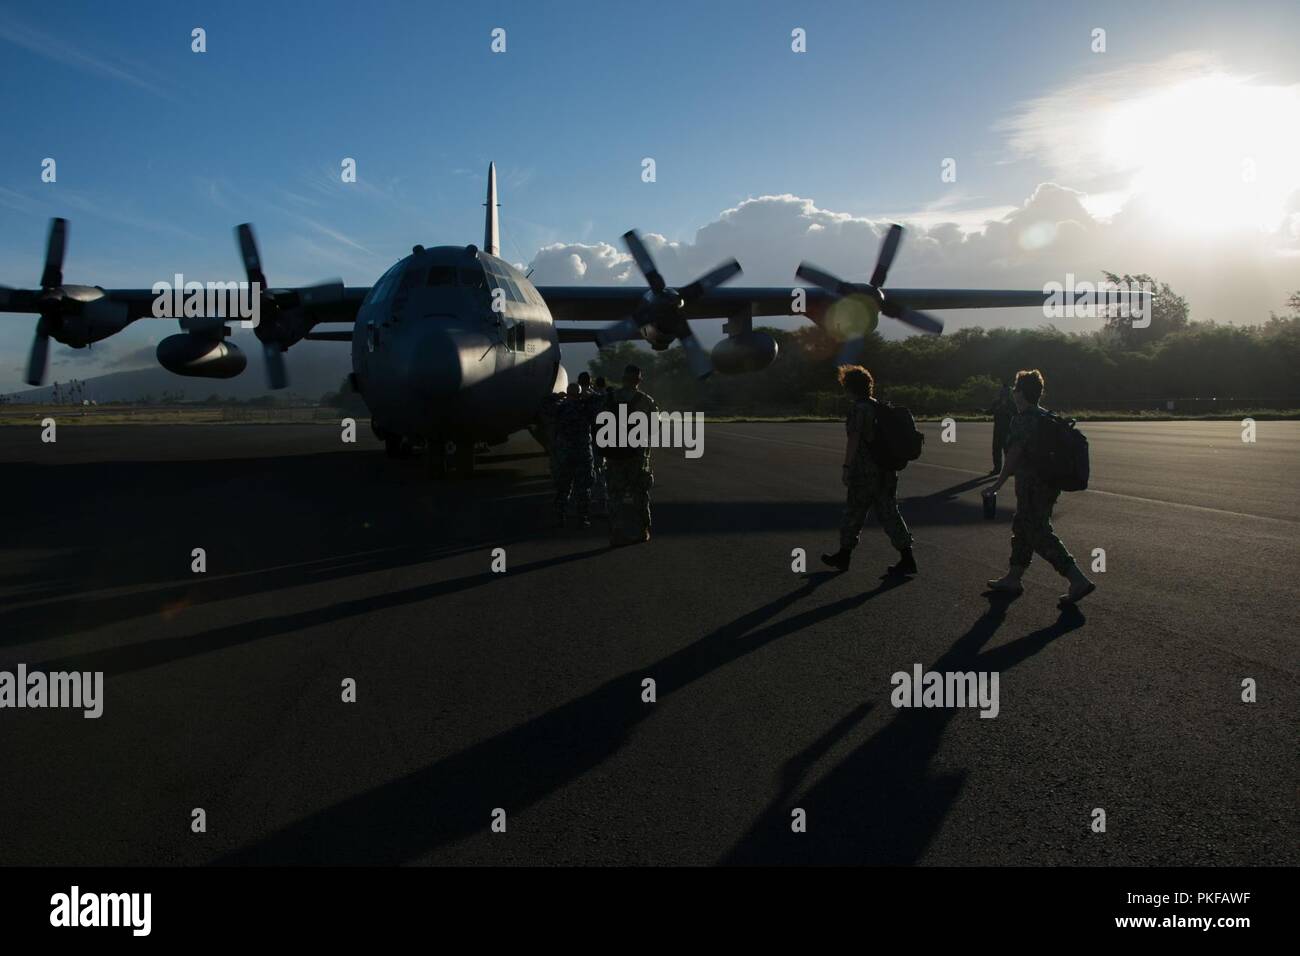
[408,322,494,400]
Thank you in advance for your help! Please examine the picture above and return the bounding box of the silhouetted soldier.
[983,369,1095,604]
[987,380,1015,474]
[602,364,658,544]
[551,382,595,527]
[821,365,916,577]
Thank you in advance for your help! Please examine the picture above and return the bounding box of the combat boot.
[821,548,851,571]
[986,566,1025,595]
[1059,566,1096,605]
[886,547,917,577]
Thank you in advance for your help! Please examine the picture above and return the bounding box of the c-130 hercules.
[1,163,1052,477]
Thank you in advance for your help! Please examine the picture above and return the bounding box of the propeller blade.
[41,218,68,289]
[888,305,944,335]
[263,342,288,390]
[869,223,903,288]
[679,259,742,301]
[622,230,665,294]
[236,223,268,289]
[678,330,713,379]
[26,327,50,386]
[795,262,851,296]
[595,316,642,348]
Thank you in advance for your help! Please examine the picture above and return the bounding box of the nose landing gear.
[424,436,474,479]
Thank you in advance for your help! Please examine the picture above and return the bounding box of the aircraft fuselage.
[351,244,563,446]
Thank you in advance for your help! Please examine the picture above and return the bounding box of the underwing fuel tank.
[711,331,778,374]
[156,334,248,378]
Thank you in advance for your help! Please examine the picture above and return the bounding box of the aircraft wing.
[540,285,1052,324]
[1,217,372,388]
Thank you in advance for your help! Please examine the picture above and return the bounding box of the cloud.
[531,186,1100,289]
[529,183,1299,333]
[999,51,1223,186]
[999,51,1300,235]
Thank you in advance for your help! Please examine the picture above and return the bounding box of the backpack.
[867,399,925,471]
[1030,412,1090,491]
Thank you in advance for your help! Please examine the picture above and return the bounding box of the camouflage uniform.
[551,396,595,518]
[989,385,1014,472]
[1006,405,1076,574]
[603,386,658,535]
[840,399,913,552]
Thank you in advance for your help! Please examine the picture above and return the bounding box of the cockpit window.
[365,260,406,306]
[426,265,457,287]
[459,267,487,290]
[483,261,524,303]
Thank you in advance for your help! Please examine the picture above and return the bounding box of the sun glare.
[1100,74,1300,234]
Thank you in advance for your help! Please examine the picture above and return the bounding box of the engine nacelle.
[711,331,778,374]
[157,334,247,379]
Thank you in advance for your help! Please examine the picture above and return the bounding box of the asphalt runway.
[0,419,1295,865]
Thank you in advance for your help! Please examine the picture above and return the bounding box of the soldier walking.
[983,369,1096,604]
[821,365,916,577]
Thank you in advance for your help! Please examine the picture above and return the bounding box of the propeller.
[235,223,344,389]
[18,218,68,386]
[796,223,943,362]
[595,229,741,379]
[5,218,123,386]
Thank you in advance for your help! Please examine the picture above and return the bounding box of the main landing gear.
[377,422,474,479]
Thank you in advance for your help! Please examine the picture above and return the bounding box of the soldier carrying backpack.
[983,368,1096,605]
[821,365,919,578]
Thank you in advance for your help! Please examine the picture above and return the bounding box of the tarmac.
[0,419,1295,865]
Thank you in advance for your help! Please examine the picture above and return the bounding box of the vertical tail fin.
[484,162,500,257]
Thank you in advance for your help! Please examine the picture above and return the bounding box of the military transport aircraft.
[0,163,1053,476]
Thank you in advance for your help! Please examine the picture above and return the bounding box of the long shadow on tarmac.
[215,572,906,864]
[28,546,609,677]
[0,452,551,645]
[721,598,1086,864]
[4,460,1000,646]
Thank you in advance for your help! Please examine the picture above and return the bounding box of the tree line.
[588,286,1300,416]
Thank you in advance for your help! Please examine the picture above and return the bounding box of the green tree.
[1101,272,1189,346]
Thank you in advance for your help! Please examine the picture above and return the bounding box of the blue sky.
[2,0,1298,389]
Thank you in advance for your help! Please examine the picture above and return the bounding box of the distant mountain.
[3,340,353,404]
